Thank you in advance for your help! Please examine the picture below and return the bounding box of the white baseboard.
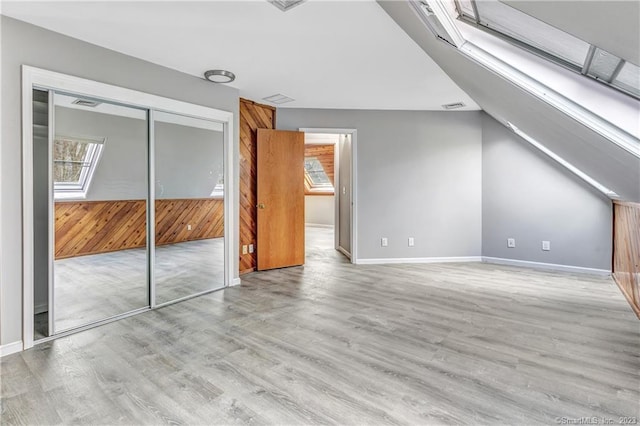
[482,257,611,276]
[356,256,482,265]
[230,277,241,287]
[305,223,334,229]
[337,246,351,259]
[0,341,23,357]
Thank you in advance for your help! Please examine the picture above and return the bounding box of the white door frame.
[299,128,358,264]
[21,65,236,350]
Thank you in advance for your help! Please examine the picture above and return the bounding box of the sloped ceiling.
[0,0,478,110]
[503,1,640,65]
[377,1,640,202]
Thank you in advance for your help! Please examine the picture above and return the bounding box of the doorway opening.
[301,130,357,264]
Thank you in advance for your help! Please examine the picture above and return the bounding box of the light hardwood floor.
[2,227,639,425]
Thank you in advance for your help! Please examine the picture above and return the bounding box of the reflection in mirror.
[154,111,225,304]
[52,92,149,333]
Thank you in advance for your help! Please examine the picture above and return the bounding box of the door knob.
[257,203,265,209]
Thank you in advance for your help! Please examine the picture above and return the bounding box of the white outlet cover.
[507,238,516,248]
[408,237,414,247]
[242,245,248,255]
[249,244,254,254]
[542,241,551,251]
[381,238,388,247]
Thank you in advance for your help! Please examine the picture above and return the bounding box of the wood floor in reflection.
[2,227,638,425]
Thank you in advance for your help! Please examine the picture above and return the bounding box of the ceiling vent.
[72,98,101,108]
[442,102,465,110]
[263,93,295,104]
[268,0,306,12]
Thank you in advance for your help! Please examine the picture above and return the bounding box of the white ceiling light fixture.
[268,0,307,12]
[263,93,295,104]
[71,98,101,108]
[204,69,235,84]
[442,102,465,109]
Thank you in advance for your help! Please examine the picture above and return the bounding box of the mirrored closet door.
[51,91,150,334]
[153,111,226,305]
[31,85,228,342]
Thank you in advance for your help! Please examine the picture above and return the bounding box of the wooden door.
[257,129,305,270]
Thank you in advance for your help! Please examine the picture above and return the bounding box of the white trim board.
[481,257,611,276]
[231,278,242,287]
[356,256,482,265]
[0,341,23,358]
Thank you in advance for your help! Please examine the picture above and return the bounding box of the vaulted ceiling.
[2,0,639,200]
[1,0,478,110]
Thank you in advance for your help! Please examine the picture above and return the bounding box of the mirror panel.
[153,111,225,304]
[52,92,149,332]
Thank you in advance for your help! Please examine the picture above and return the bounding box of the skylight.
[54,135,105,199]
[304,157,333,192]
[474,0,590,67]
[453,0,640,100]
[416,1,458,46]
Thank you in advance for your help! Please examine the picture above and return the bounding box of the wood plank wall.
[54,198,224,259]
[305,144,335,195]
[612,200,640,318]
[239,98,276,274]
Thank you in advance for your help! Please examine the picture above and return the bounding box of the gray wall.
[305,196,334,226]
[55,108,225,200]
[482,113,612,270]
[155,121,224,199]
[1,16,239,346]
[55,107,148,200]
[278,109,484,260]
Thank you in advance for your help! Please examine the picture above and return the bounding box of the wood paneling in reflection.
[613,200,640,319]
[240,98,276,274]
[55,198,224,259]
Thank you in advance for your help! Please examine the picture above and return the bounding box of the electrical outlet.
[381,237,388,247]
[507,238,516,248]
[408,237,415,247]
[242,245,248,255]
[248,244,254,254]
[187,224,192,231]
[542,241,551,251]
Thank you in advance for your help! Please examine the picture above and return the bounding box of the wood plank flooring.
[2,227,639,425]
